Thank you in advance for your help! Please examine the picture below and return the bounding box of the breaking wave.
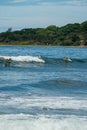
[0,55,87,68]
[0,114,87,130]
[0,95,87,130]
[0,55,45,63]
[1,55,87,63]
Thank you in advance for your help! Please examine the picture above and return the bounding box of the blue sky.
[0,0,87,32]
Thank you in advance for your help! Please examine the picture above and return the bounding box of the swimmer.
[5,58,11,67]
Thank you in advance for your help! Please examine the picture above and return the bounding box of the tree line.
[0,21,87,46]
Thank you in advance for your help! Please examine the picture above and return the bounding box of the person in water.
[63,57,68,61]
[5,58,11,67]
[38,55,42,59]
[63,57,72,62]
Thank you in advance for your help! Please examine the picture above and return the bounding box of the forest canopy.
[0,21,87,46]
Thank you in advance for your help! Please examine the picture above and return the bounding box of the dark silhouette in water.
[5,58,11,67]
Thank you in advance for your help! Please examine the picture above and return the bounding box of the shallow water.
[0,46,87,130]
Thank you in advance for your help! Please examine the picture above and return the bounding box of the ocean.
[0,46,87,130]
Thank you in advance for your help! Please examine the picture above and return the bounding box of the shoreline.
[0,44,87,48]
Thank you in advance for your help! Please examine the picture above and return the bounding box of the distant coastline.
[0,21,87,46]
[0,43,87,48]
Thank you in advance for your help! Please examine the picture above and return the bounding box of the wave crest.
[0,55,45,63]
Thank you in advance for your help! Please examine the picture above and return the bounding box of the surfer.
[38,55,42,59]
[5,58,11,67]
[63,57,72,62]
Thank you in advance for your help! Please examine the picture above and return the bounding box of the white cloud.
[0,0,87,6]
[34,0,87,6]
[0,1,87,32]
[64,0,87,6]
[12,0,27,3]
[66,0,87,6]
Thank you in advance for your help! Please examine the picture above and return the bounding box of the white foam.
[0,114,87,130]
[0,95,87,130]
[0,96,87,110]
[0,55,45,63]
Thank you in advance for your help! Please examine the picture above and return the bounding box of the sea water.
[0,46,87,130]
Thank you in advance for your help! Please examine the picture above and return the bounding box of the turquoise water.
[0,46,87,130]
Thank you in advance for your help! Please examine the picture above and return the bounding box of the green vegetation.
[0,21,87,46]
